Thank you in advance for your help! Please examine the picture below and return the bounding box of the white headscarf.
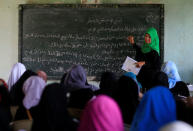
[161,61,181,89]
[159,121,193,131]
[7,63,26,91]
[23,76,46,109]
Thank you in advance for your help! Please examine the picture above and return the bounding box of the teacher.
[127,27,161,92]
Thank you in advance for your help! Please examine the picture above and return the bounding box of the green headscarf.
[141,27,160,55]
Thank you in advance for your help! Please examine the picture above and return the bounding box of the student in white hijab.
[159,121,193,131]
[14,76,46,120]
[7,63,26,91]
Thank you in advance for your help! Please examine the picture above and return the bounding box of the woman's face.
[145,33,151,44]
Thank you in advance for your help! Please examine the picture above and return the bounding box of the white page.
[121,56,141,75]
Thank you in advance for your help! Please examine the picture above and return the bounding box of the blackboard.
[19,4,164,80]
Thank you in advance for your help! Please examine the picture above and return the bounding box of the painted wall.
[1,0,193,84]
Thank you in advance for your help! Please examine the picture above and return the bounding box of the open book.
[121,56,141,75]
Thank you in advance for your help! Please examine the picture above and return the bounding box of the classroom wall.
[1,0,193,83]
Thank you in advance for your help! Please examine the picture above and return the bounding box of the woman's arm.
[127,36,145,62]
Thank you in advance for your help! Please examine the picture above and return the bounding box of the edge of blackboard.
[18,5,23,63]
[19,4,164,9]
[18,4,164,80]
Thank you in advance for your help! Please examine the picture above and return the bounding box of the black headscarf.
[112,75,139,124]
[0,85,12,131]
[170,81,190,97]
[95,71,117,97]
[152,71,169,88]
[9,70,37,106]
[31,83,77,131]
[67,88,94,109]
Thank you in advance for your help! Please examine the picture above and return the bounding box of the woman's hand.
[135,61,145,68]
[127,35,135,45]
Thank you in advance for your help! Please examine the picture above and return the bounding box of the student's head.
[7,62,26,91]
[0,79,8,89]
[170,81,190,97]
[67,88,94,109]
[63,64,98,91]
[112,75,139,124]
[78,95,124,131]
[96,71,117,96]
[37,70,47,82]
[131,86,176,131]
[23,76,46,109]
[152,71,169,88]
[161,61,181,89]
[99,71,117,90]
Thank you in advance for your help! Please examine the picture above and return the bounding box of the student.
[0,84,12,131]
[36,70,47,82]
[123,72,142,91]
[62,65,98,92]
[7,63,26,91]
[112,75,139,124]
[170,81,190,97]
[130,86,176,131]
[123,72,143,99]
[67,88,94,109]
[151,71,169,88]
[32,83,77,131]
[94,71,117,97]
[14,76,46,120]
[127,27,161,91]
[161,61,181,89]
[0,79,8,89]
[78,95,124,131]
[9,70,37,106]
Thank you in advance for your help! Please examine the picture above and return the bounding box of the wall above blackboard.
[19,4,164,80]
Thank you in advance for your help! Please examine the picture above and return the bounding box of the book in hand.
[121,56,141,75]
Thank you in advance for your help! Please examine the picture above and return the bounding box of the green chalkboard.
[19,4,164,80]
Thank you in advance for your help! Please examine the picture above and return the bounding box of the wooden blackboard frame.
[19,4,164,80]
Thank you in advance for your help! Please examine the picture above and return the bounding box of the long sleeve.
[142,50,161,70]
[133,44,145,62]
[133,43,161,70]
[133,45,161,90]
